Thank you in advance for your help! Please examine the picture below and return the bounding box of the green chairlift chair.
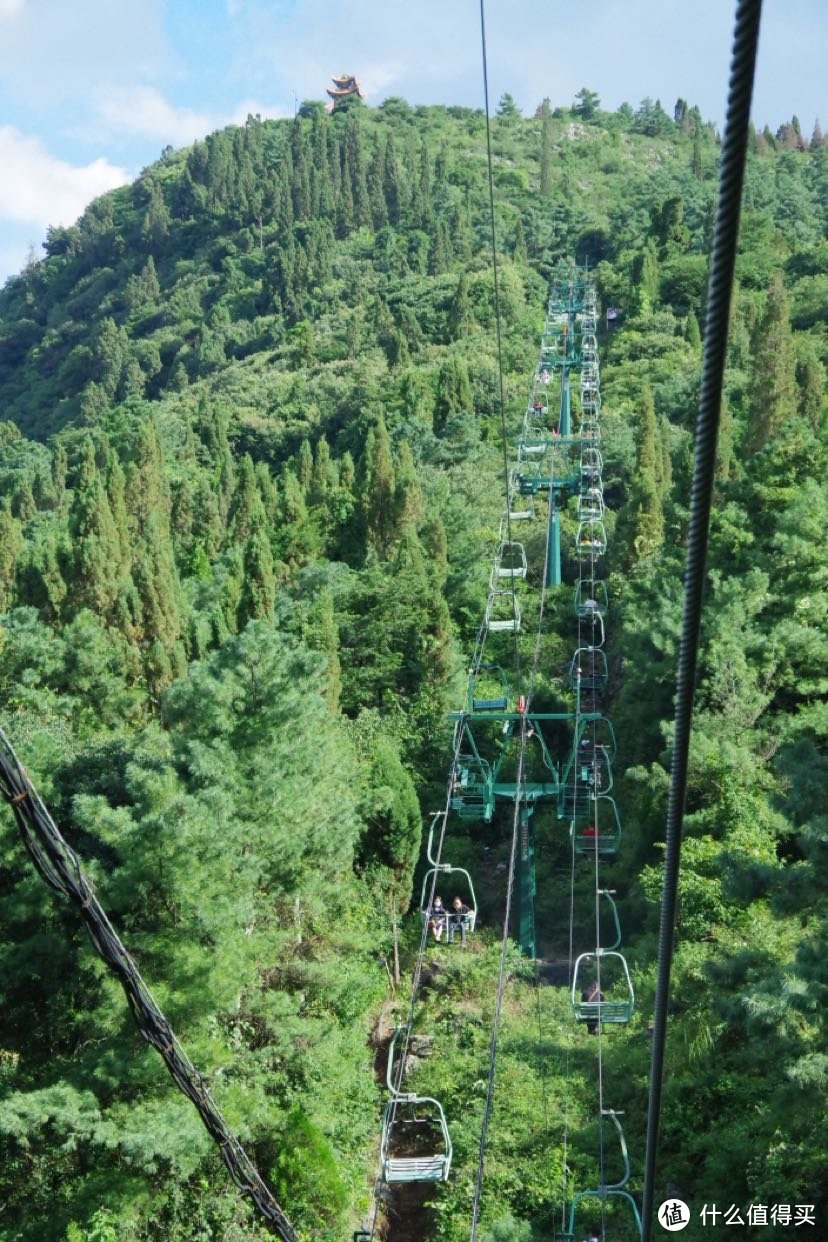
[572,796,622,857]
[468,663,510,712]
[419,815,478,943]
[578,489,605,522]
[450,754,495,822]
[575,579,609,619]
[570,646,609,694]
[572,951,635,1025]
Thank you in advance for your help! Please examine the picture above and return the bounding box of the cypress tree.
[795,340,826,431]
[305,587,341,712]
[51,443,68,513]
[692,129,703,180]
[239,528,276,624]
[382,133,402,226]
[746,274,797,453]
[230,454,265,544]
[368,146,388,230]
[69,446,124,614]
[361,415,397,557]
[622,384,664,564]
[0,504,22,611]
[434,357,473,435]
[448,271,473,340]
[393,441,425,533]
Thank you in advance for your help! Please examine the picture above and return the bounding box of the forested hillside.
[0,92,826,1241]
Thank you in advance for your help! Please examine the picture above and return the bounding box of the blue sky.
[0,0,825,284]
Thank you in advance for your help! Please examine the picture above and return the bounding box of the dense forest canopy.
[0,90,826,1241]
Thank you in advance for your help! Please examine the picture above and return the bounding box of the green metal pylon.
[559,366,571,438]
[516,804,536,957]
[545,499,561,587]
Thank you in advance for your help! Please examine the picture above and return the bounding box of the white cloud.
[0,0,25,19]
[95,87,216,147]
[0,125,129,230]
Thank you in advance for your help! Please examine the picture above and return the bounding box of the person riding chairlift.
[581,980,605,1035]
[428,896,447,942]
[448,896,471,947]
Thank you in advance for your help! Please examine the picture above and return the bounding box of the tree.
[745,274,797,452]
[360,415,397,557]
[434,357,473,435]
[448,271,473,340]
[621,383,664,564]
[497,93,521,120]
[573,88,600,120]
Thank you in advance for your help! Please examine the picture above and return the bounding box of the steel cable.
[641,3,763,1238]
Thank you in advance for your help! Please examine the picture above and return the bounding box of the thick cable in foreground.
[0,727,297,1242]
[640,3,763,1238]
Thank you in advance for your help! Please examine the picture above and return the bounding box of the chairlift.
[419,815,477,942]
[515,462,543,495]
[468,662,510,712]
[575,579,609,621]
[494,542,528,580]
[565,1189,643,1240]
[575,715,617,757]
[572,796,622,857]
[558,747,614,819]
[571,951,635,1025]
[580,445,604,475]
[575,520,607,561]
[578,490,605,521]
[380,1030,452,1184]
[506,496,534,522]
[569,646,609,693]
[486,589,521,633]
[450,754,494,822]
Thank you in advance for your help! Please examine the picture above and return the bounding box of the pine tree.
[810,118,824,150]
[746,274,797,452]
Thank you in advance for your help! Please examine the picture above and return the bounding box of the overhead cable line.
[0,727,296,1242]
[641,3,763,1238]
[478,0,521,687]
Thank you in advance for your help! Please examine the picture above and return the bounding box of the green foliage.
[0,92,825,1241]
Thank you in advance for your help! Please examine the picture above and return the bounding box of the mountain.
[0,94,826,1241]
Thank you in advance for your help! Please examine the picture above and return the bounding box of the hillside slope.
[0,96,826,1240]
